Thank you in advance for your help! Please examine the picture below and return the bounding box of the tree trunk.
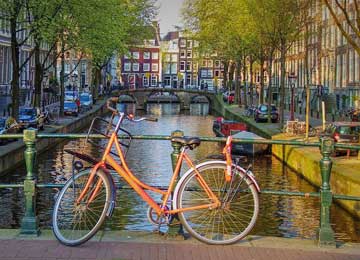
[10,15,19,120]
[228,62,235,91]
[33,41,42,109]
[223,61,228,90]
[249,57,254,106]
[267,55,274,123]
[92,66,101,103]
[259,55,265,105]
[235,59,241,105]
[243,56,247,108]
[279,39,287,126]
[59,42,65,116]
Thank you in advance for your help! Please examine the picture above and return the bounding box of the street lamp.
[288,72,297,121]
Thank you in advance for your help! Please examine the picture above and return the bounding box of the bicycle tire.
[175,161,259,245]
[52,169,111,246]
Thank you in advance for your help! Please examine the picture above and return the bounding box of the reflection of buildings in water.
[190,103,209,116]
[147,103,181,115]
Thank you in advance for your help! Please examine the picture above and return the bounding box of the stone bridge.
[116,88,216,110]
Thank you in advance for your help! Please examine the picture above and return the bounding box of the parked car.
[0,117,20,145]
[79,93,93,111]
[18,107,45,130]
[325,122,360,155]
[254,104,279,123]
[65,91,78,101]
[64,101,79,116]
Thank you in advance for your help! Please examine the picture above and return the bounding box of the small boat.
[231,131,269,155]
[212,117,247,137]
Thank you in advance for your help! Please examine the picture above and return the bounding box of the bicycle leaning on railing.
[52,97,261,246]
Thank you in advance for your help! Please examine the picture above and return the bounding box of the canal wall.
[212,94,360,218]
[0,99,107,175]
[271,136,360,219]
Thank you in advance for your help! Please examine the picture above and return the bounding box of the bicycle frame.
[76,113,221,216]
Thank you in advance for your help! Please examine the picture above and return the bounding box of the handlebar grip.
[106,97,119,113]
[145,117,158,122]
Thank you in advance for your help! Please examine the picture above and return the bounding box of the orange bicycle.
[52,97,260,246]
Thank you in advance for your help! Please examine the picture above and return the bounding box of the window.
[201,70,207,77]
[165,54,170,62]
[171,63,177,73]
[143,52,150,59]
[143,76,149,87]
[215,70,220,77]
[132,63,139,71]
[132,52,139,59]
[215,60,220,68]
[124,53,130,59]
[186,74,191,85]
[152,63,158,71]
[207,70,213,77]
[165,64,171,74]
[180,50,186,58]
[180,61,185,71]
[143,63,150,71]
[164,76,171,86]
[171,54,178,62]
[180,39,186,47]
[151,75,157,86]
[152,52,159,60]
[124,63,131,71]
[186,61,192,71]
[208,60,213,67]
[187,50,192,58]
[187,40,192,48]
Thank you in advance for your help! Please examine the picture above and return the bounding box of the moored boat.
[212,117,247,137]
[231,131,269,155]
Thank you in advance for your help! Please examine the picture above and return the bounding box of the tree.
[324,0,360,56]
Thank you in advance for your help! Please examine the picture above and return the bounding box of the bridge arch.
[115,88,215,110]
[119,94,136,103]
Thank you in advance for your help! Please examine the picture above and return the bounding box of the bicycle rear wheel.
[175,161,259,245]
[52,169,111,246]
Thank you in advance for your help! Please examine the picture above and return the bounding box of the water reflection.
[0,103,359,242]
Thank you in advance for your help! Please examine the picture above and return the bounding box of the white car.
[79,93,93,110]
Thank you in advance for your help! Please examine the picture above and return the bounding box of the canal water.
[0,103,360,242]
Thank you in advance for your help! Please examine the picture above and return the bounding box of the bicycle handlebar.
[106,97,119,114]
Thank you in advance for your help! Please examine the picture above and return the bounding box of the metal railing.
[0,129,360,247]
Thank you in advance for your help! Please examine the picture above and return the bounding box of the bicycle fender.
[235,165,261,192]
[99,166,117,217]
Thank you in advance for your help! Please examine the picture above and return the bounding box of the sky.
[156,0,184,36]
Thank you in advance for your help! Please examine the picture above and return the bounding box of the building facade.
[272,1,360,112]
[121,23,161,89]
[161,31,179,88]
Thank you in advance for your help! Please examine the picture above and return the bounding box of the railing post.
[317,137,335,247]
[167,130,185,238]
[20,129,40,236]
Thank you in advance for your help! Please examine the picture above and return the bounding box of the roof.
[162,31,179,41]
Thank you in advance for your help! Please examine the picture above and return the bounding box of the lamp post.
[288,73,297,121]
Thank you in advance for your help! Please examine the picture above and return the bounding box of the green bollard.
[20,129,40,236]
[167,130,185,238]
[317,137,335,247]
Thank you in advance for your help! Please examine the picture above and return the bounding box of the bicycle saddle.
[171,136,201,149]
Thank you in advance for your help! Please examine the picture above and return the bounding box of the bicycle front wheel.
[176,162,259,245]
[52,169,111,246]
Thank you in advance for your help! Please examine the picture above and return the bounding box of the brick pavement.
[1,236,360,260]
